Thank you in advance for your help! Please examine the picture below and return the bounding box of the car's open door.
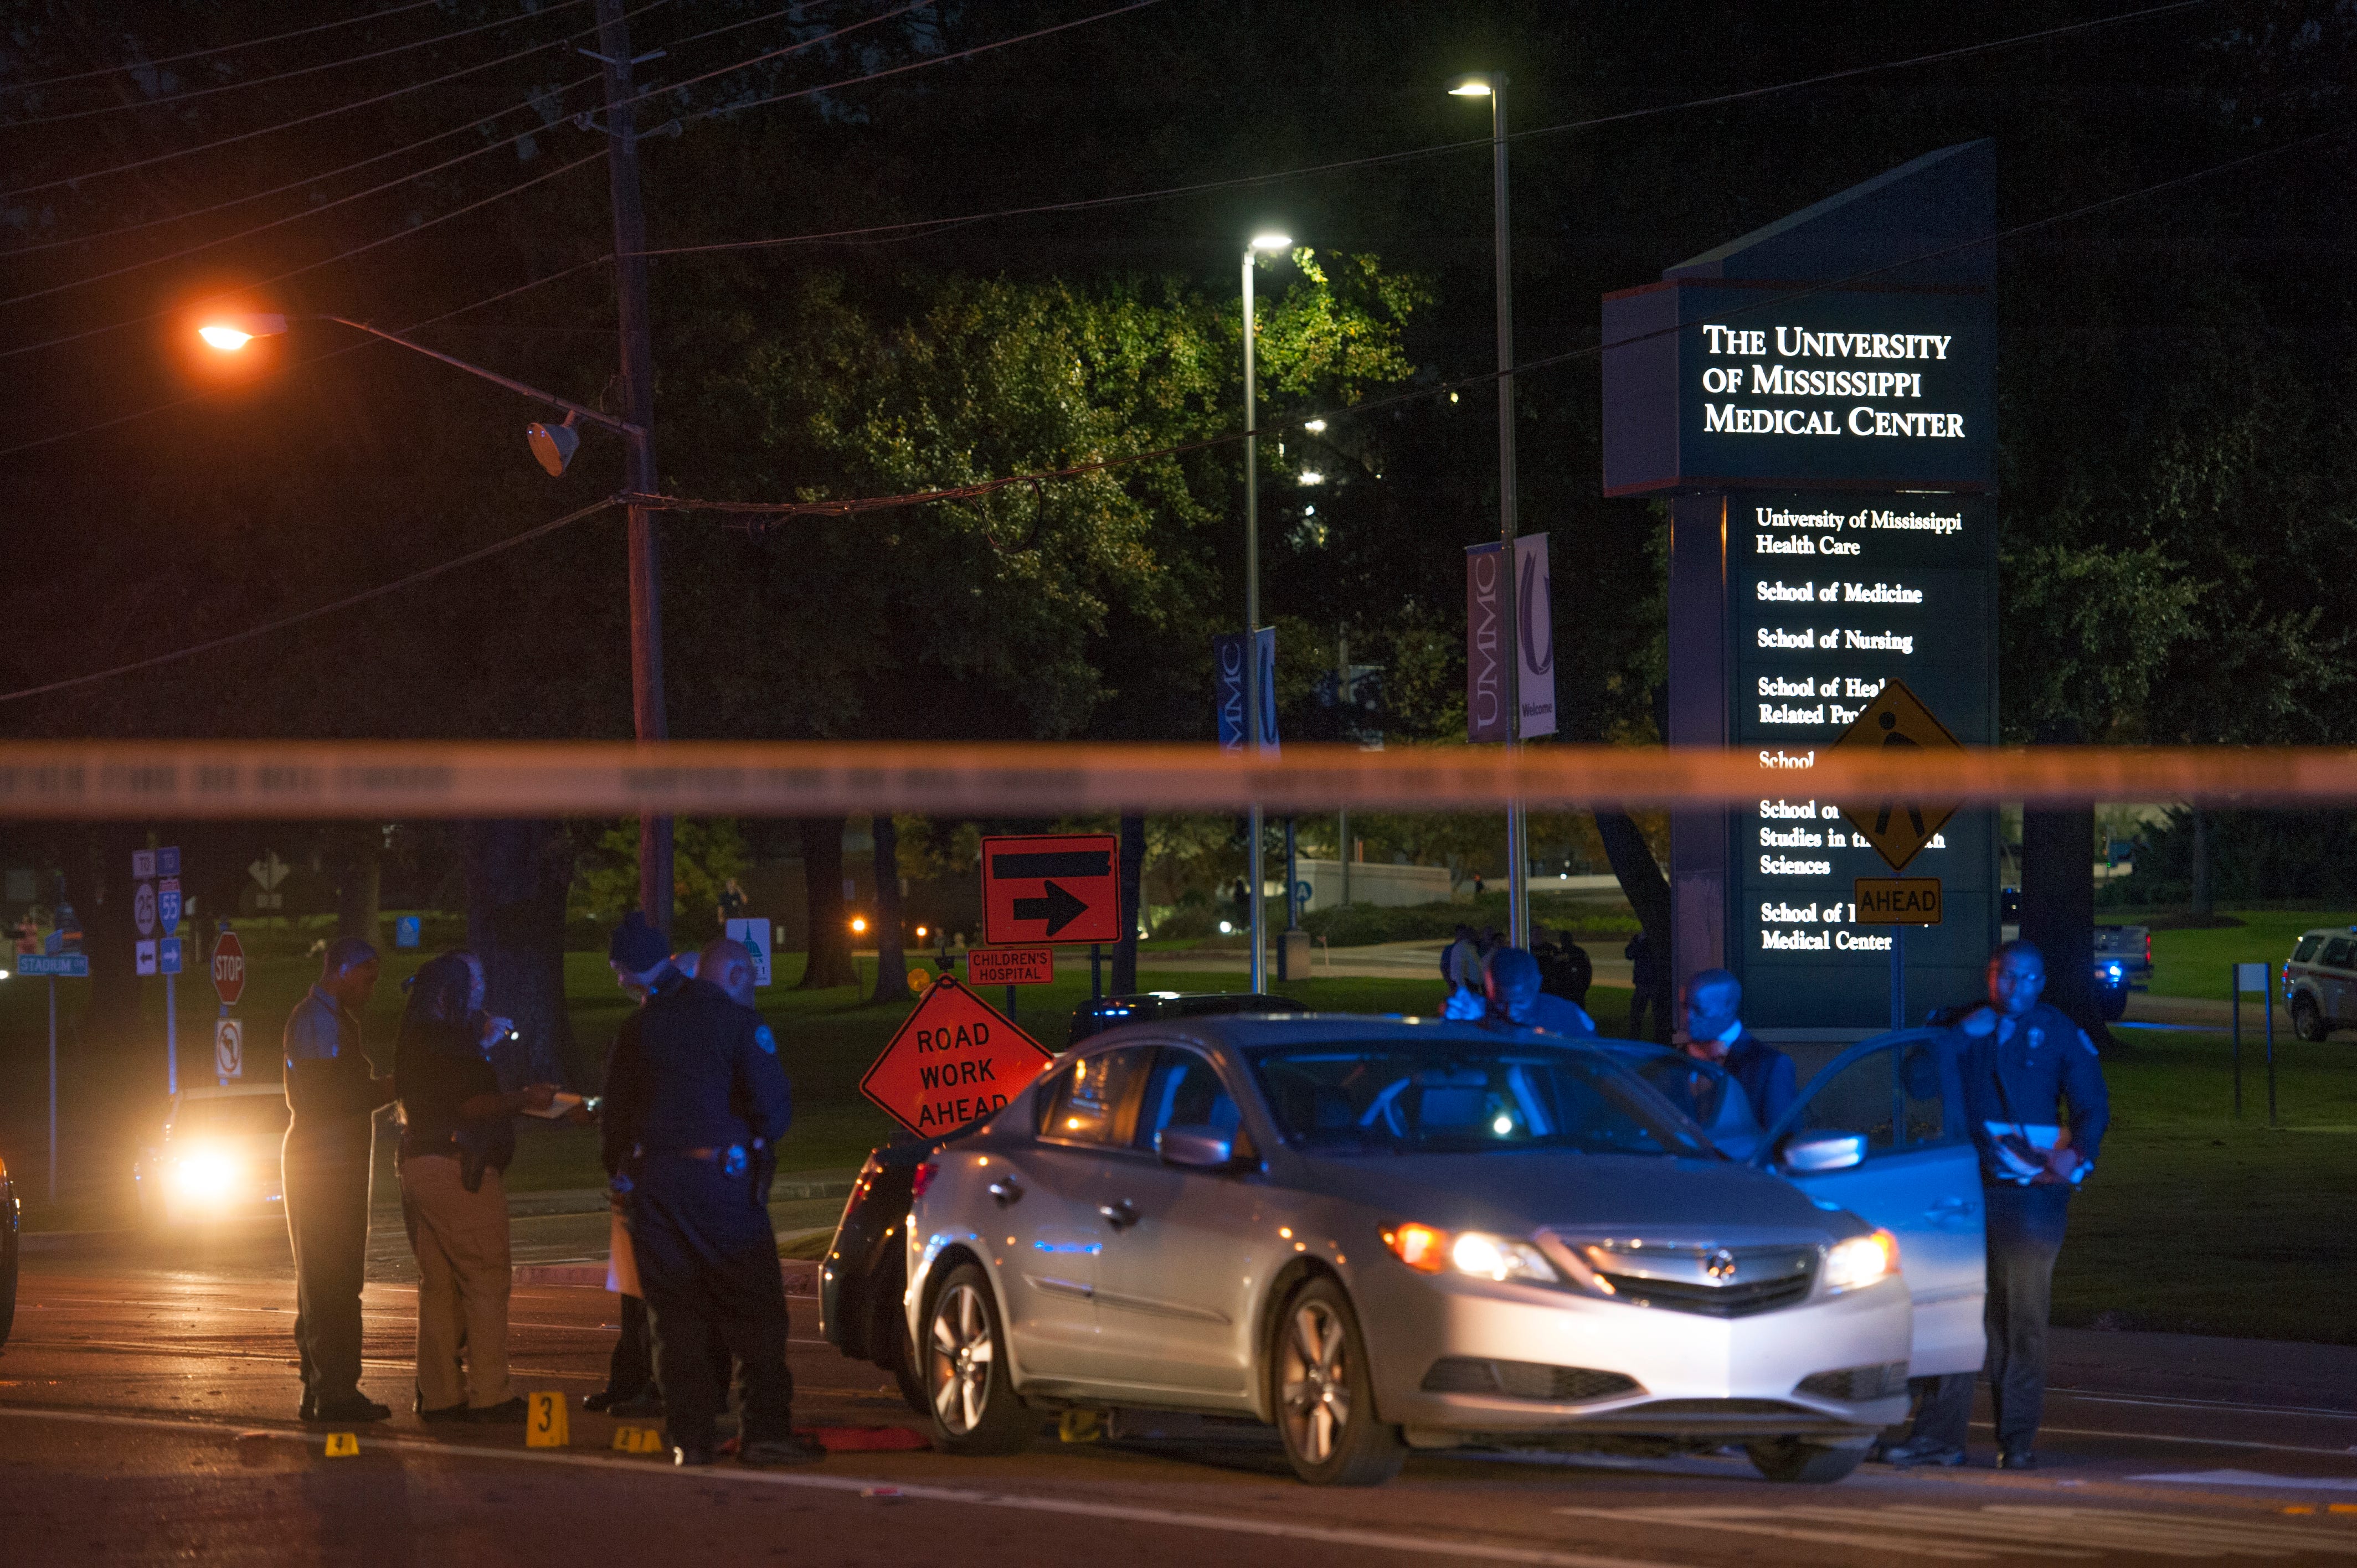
[1755,1029,1986,1376]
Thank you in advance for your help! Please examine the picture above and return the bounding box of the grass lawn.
[2055,1023,2357,1343]
[2144,910,2357,1000]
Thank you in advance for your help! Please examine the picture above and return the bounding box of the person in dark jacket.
[1624,930,1664,1040]
[281,937,394,1423]
[601,911,820,1468]
[1880,938,2110,1472]
[1482,947,1597,1036]
[395,952,557,1423]
[1678,968,1797,1128]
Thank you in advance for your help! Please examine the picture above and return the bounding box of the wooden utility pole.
[592,0,673,937]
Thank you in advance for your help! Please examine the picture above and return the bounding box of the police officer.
[1881,938,2109,1470]
[282,936,395,1423]
[599,911,821,1468]
[1677,968,1797,1128]
[1481,947,1597,1036]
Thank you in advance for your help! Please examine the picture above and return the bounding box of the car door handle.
[1098,1200,1139,1231]
[987,1177,1023,1208]
[1924,1195,1979,1229]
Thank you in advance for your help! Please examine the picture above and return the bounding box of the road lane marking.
[2052,1392,2357,1423]
[1557,1504,2357,1560]
[2133,1472,2357,1494]
[0,1407,1700,1568]
[1969,1421,2357,1459]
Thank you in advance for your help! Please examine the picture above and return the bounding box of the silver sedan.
[906,1015,1915,1486]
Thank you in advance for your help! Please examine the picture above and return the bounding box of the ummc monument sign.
[1603,140,1999,1033]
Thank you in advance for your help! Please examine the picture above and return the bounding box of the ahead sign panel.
[860,974,1053,1137]
[980,833,1120,946]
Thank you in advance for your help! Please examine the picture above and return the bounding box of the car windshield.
[172,1096,289,1138]
[1247,1040,1712,1157]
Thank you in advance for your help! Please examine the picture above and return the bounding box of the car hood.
[1288,1149,1857,1242]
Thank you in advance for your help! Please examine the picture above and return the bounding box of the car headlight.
[1383,1223,1559,1285]
[1823,1229,1900,1292]
[172,1149,238,1201]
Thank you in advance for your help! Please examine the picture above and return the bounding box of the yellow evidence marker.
[611,1426,664,1454]
[323,1432,360,1458]
[526,1391,570,1448]
[1057,1410,1104,1444]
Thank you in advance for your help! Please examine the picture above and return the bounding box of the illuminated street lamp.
[1451,71,1530,948]
[1241,230,1290,996]
[197,312,640,476]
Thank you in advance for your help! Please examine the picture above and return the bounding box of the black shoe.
[608,1391,665,1419]
[418,1402,472,1425]
[466,1397,530,1425]
[1997,1443,2039,1471]
[313,1396,393,1424]
[299,1392,317,1422]
[738,1433,827,1467]
[672,1443,716,1467]
[583,1390,625,1413]
[1880,1438,1966,1469]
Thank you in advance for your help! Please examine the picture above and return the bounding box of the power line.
[0,497,617,708]
[0,1,1131,358]
[0,0,592,128]
[636,121,2355,524]
[0,0,672,204]
[0,250,614,461]
[644,0,2216,260]
[0,0,854,262]
[11,118,2338,702]
[0,0,449,96]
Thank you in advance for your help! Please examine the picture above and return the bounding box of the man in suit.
[1678,968,1797,1128]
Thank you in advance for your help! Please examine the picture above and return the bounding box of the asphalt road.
[4,1224,2357,1566]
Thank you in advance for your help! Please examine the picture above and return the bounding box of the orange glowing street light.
[194,310,642,476]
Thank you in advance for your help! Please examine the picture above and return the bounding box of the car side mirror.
[1157,1124,1236,1169]
[1782,1131,1866,1173]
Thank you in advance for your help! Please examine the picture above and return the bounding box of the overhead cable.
[0,0,448,96]
[0,0,592,127]
[644,0,2216,259]
[0,498,618,708]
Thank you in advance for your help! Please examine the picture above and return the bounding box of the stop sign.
[211,931,246,1007]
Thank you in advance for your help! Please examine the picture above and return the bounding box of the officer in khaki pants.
[394,952,557,1422]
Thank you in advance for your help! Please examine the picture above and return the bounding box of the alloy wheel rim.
[930,1283,993,1433]
[1278,1299,1349,1464]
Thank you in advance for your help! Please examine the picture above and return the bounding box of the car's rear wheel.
[2097,984,2128,1022]
[2293,994,2329,1043]
[922,1262,1032,1454]
[886,1297,930,1416]
[1270,1276,1405,1487]
[1746,1436,1867,1483]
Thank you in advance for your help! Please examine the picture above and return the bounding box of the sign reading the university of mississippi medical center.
[1639,140,2000,1033]
[1602,140,1995,498]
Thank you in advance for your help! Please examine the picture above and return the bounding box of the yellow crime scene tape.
[0,739,2351,819]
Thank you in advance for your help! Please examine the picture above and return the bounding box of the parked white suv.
[2282,929,2357,1041]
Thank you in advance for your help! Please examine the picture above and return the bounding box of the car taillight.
[909,1160,939,1199]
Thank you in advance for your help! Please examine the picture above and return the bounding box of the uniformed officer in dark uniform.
[599,911,821,1468]
[1881,938,2109,1471]
[282,936,395,1423]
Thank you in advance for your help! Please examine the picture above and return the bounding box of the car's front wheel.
[1270,1276,1405,1487]
[2292,994,2329,1043]
[1746,1436,1867,1483]
[922,1262,1033,1454]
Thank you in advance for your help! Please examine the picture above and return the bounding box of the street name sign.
[860,973,1053,1137]
[980,834,1120,945]
[969,947,1054,987]
[1855,878,1943,925]
[1833,678,1964,873]
[212,931,248,1007]
[18,953,88,978]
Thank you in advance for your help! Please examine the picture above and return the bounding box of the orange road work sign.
[860,974,1054,1138]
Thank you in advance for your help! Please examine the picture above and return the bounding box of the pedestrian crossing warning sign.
[1835,678,1963,873]
[861,972,1054,1137]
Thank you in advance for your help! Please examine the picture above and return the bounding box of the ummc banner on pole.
[1466,535,1556,742]
[0,740,2350,816]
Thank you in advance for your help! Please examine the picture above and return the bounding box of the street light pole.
[1242,242,1267,995]
[1455,74,1529,948]
[592,0,674,940]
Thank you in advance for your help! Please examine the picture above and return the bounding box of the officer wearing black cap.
[600,910,821,1467]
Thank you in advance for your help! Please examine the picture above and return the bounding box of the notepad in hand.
[521,1091,586,1120]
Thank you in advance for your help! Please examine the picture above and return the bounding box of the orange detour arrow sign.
[860,973,1054,1138]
